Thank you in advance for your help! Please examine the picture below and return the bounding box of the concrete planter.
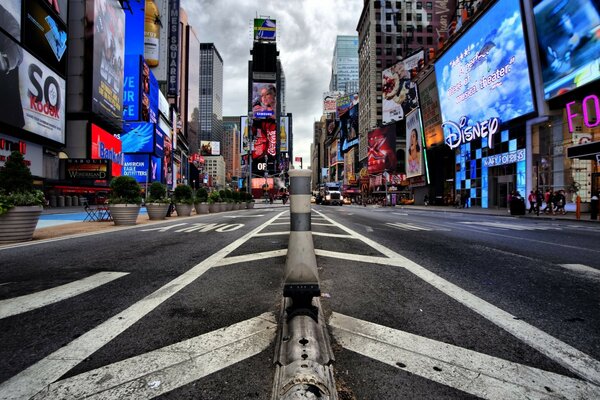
[194,202,209,214]
[146,203,170,220]
[246,202,255,209]
[218,202,227,212]
[208,203,219,213]
[175,203,193,217]
[0,206,43,243]
[109,204,140,226]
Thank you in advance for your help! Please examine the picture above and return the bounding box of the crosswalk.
[386,222,449,231]
[384,220,565,232]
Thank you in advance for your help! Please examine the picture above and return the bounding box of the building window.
[396,36,402,44]
[386,25,392,32]
[386,36,392,44]
[427,36,433,45]
[417,2,422,9]
[376,35,382,44]
[376,59,382,67]
[376,24,381,32]
[427,13,432,21]
[417,37,423,44]
[396,12,402,21]
[386,47,392,55]
[407,13,412,21]
[416,13,422,22]
[376,47,382,55]
[374,1,381,9]
[386,13,392,20]
[426,2,432,9]
[386,1,392,7]
[396,2,402,9]
[427,25,433,33]
[406,2,412,9]
[416,25,422,32]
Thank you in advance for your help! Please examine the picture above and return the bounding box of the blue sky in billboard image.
[180,0,362,167]
[435,0,535,126]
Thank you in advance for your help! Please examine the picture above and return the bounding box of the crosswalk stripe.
[330,312,600,400]
[0,272,129,320]
[560,264,600,278]
[386,222,431,231]
[31,313,276,399]
[459,222,561,231]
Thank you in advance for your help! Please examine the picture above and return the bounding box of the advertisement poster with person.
[405,109,424,178]
[252,82,276,119]
[382,50,424,125]
[368,125,397,175]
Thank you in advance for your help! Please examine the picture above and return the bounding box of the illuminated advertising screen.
[200,141,221,156]
[23,0,67,75]
[251,119,277,175]
[89,0,125,128]
[368,126,397,175]
[405,109,424,178]
[154,124,164,157]
[417,71,444,149]
[252,82,277,119]
[323,91,343,114]
[167,0,179,96]
[43,0,67,24]
[280,116,288,152]
[124,0,144,56]
[533,0,600,99]
[148,0,169,82]
[90,123,123,177]
[17,41,66,144]
[254,18,276,41]
[340,104,359,153]
[123,55,142,121]
[65,159,110,181]
[240,116,250,155]
[0,2,22,41]
[163,134,172,186]
[434,0,535,144]
[150,156,162,182]
[382,50,424,125]
[123,154,149,183]
[121,122,154,153]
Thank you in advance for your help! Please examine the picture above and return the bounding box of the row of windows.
[376,35,434,46]
[377,22,433,33]
[375,1,433,10]
[381,12,432,23]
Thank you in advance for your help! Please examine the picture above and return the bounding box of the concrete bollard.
[57,196,65,207]
[283,169,320,315]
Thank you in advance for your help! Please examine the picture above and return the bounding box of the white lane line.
[223,214,265,218]
[0,272,129,320]
[32,313,277,399]
[460,221,561,231]
[330,313,600,400]
[386,222,431,231]
[0,212,286,400]
[392,212,408,216]
[312,232,356,239]
[315,250,389,265]
[217,250,288,267]
[560,264,600,277]
[312,222,335,226]
[314,210,600,385]
[253,231,289,237]
[365,226,373,233]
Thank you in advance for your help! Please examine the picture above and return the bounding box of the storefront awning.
[567,141,600,160]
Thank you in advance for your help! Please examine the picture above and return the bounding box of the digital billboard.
[121,122,154,153]
[123,153,149,183]
[251,119,277,175]
[254,18,276,41]
[18,41,66,144]
[124,0,144,56]
[382,50,424,125]
[405,109,424,178]
[167,0,179,96]
[340,104,359,153]
[323,91,343,114]
[200,141,221,156]
[23,0,67,75]
[89,0,125,128]
[147,0,168,82]
[368,125,397,175]
[90,123,123,177]
[0,2,22,41]
[252,82,276,119]
[280,116,288,152]
[533,0,600,99]
[123,55,141,121]
[417,71,444,148]
[240,116,250,155]
[434,0,535,145]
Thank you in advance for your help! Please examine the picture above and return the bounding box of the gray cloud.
[180,0,362,168]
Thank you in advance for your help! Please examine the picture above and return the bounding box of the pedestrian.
[454,192,461,208]
[528,190,536,214]
[535,189,543,216]
[543,189,552,214]
[463,191,470,208]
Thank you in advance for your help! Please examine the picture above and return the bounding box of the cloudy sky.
[180,0,363,169]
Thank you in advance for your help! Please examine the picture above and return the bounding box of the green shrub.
[0,151,45,215]
[109,176,142,204]
[232,191,239,202]
[173,184,194,204]
[208,190,221,204]
[148,182,168,203]
[195,187,208,203]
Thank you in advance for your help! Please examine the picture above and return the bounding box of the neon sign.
[566,94,600,133]
[443,116,499,150]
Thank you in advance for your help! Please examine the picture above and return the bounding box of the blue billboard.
[123,154,150,183]
[434,0,535,149]
[124,0,145,56]
[123,55,142,121]
[121,122,155,153]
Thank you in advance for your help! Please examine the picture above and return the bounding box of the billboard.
[90,123,123,177]
[382,50,424,125]
[123,153,149,183]
[200,140,220,156]
[405,109,424,178]
[280,116,288,152]
[417,71,444,148]
[434,0,535,145]
[368,125,397,175]
[254,18,276,41]
[124,0,144,56]
[23,0,68,75]
[533,0,600,99]
[337,93,358,118]
[323,91,343,114]
[18,42,66,144]
[251,119,277,175]
[340,103,359,153]
[121,122,154,153]
[252,82,277,119]
[147,0,169,82]
[123,55,142,121]
[240,116,250,155]
[0,2,22,41]
[89,0,125,128]
[65,159,110,181]
[167,0,180,96]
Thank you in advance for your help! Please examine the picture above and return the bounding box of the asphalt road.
[1,205,599,399]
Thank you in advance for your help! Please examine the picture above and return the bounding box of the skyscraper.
[223,116,241,184]
[199,43,224,145]
[329,35,359,94]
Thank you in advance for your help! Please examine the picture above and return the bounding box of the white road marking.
[560,264,600,277]
[315,250,388,264]
[0,212,286,400]
[386,222,432,231]
[217,249,288,267]
[312,222,335,226]
[31,313,277,399]
[312,232,356,239]
[392,212,408,216]
[0,272,129,320]
[314,210,600,385]
[460,221,561,231]
[365,226,373,233]
[270,222,289,225]
[330,313,600,400]
[223,214,265,218]
[253,231,289,237]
